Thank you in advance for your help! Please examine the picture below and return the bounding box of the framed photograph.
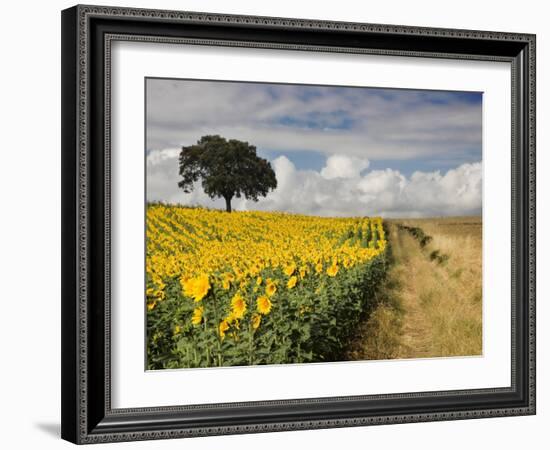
[61,4,536,444]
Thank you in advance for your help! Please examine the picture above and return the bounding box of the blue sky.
[145,78,482,217]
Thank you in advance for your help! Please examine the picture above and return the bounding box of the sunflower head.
[315,262,323,274]
[230,293,247,320]
[265,280,277,297]
[326,264,339,277]
[283,263,296,277]
[225,272,235,282]
[256,295,272,315]
[251,314,261,330]
[287,276,298,289]
[219,319,230,339]
[183,274,211,302]
[191,306,204,325]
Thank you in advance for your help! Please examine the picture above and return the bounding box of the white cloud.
[146,148,224,208]
[353,163,482,217]
[321,154,370,179]
[146,148,179,165]
[148,151,482,218]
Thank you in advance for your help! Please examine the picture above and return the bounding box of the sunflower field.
[146,204,388,369]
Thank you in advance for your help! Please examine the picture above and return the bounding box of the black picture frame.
[61,4,536,444]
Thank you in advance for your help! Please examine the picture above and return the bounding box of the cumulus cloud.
[147,148,224,208]
[147,152,481,218]
[321,154,370,179]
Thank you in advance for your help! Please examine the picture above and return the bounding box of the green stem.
[203,319,210,366]
[248,322,254,365]
[211,289,223,367]
[278,294,287,362]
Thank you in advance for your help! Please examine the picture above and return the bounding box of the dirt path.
[346,221,482,360]
[390,224,437,358]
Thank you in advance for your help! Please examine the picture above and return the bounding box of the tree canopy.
[178,135,277,212]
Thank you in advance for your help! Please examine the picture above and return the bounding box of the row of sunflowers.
[146,204,388,369]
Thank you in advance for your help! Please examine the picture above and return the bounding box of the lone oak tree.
[178,135,277,212]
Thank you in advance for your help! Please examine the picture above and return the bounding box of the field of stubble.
[346,216,482,360]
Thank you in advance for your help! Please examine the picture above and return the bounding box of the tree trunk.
[224,195,232,213]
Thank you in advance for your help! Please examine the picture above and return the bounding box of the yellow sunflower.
[183,274,210,302]
[315,262,323,274]
[283,263,296,277]
[287,276,298,289]
[326,264,339,277]
[219,319,230,339]
[251,314,261,330]
[230,293,247,320]
[191,306,203,325]
[256,295,272,315]
[265,279,277,297]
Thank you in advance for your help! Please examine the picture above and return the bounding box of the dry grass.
[345,276,404,361]
[348,217,482,360]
